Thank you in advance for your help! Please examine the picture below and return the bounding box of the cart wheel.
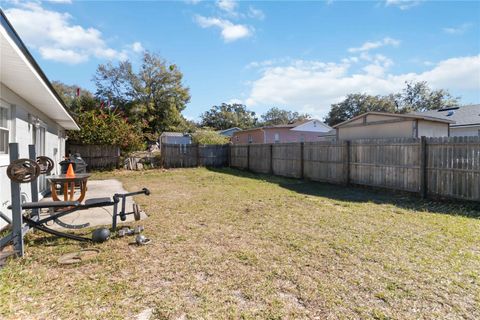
[133,204,141,221]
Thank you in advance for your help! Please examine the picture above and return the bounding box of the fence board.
[426,136,480,201]
[198,144,229,167]
[349,138,421,193]
[303,141,345,184]
[249,144,272,174]
[272,143,302,178]
[230,144,249,169]
[66,143,120,170]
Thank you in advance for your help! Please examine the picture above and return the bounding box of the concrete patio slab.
[41,179,147,230]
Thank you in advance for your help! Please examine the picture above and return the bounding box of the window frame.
[274,133,280,143]
[0,103,10,156]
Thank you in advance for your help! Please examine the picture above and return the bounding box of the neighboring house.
[159,132,192,145]
[232,119,335,144]
[411,104,480,137]
[0,11,79,229]
[217,127,241,138]
[333,112,453,140]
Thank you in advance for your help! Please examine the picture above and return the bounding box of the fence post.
[269,144,273,174]
[247,144,250,171]
[343,140,350,185]
[300,142,304,179]
[420,136,427,198]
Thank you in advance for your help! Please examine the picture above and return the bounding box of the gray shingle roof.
[411,104,480,127]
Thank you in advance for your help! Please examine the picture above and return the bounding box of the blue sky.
[3,0,480,121]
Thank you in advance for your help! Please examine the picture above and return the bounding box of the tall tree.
[400,81,459,113]
[260,107,310,126]
[324,81,460,126]
[52,81,98,114]
[200,103,257,130]
[93,52,191,137]
[324,94,399,126]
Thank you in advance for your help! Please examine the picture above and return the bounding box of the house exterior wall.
[290,120,331,133]
[233,129,264,144]
[417,120,449,137]
[338,120,415,140]
[450,126,480,137]
[264,128,326,143]
[0,83,65,229]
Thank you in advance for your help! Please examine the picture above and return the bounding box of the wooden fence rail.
[161,144,228,168]
[66,143,120,170]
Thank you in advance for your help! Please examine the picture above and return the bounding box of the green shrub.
[191,130,229,145]
[68,109,145,153]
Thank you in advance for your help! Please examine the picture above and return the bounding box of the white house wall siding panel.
[290,120,332,133]
[0,13,78,230]
[451,126,480,137]
[0,84,67,229]
[417,120,450,138]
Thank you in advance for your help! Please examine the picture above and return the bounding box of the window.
[274,133,280,143]
[313,121,317,127]
[300,134,305,142]
[248,134,253,143]
[236,135,239,142]
[0,105,9,154]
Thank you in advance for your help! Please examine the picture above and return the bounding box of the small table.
[47,174,91,203]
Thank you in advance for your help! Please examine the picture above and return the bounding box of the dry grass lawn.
[1,167,479,319]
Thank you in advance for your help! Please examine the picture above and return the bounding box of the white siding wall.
[291,120,331,133]
[417,120,449,137]
[450,126,480,137]
[0,83,65,229]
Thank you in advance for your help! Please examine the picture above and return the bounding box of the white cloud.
[217,0,238,14]
[443,23,473,35]
[385,0,422,10]
[245,55,480,119]
[248,6,265,20]
[4,2,140,64]
[348,37,400,53]
[46,0,73,3]
[195,15,252,42]
[130,41,144,53]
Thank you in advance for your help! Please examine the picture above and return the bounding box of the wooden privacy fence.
[230,137,480,202]
[161,144,228,168]
[66,143,120,170]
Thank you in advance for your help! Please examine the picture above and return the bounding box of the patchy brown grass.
[1,167,479,319]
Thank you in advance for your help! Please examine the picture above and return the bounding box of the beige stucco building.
[333,112,453,141]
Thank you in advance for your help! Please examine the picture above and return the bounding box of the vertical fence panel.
[426,136,480,201]
[272,143,302,178]
[230,144,249,169]
[249,144,272,174]
[198,144,229,167]
[303,141,346,184]
[349,138,421,193]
